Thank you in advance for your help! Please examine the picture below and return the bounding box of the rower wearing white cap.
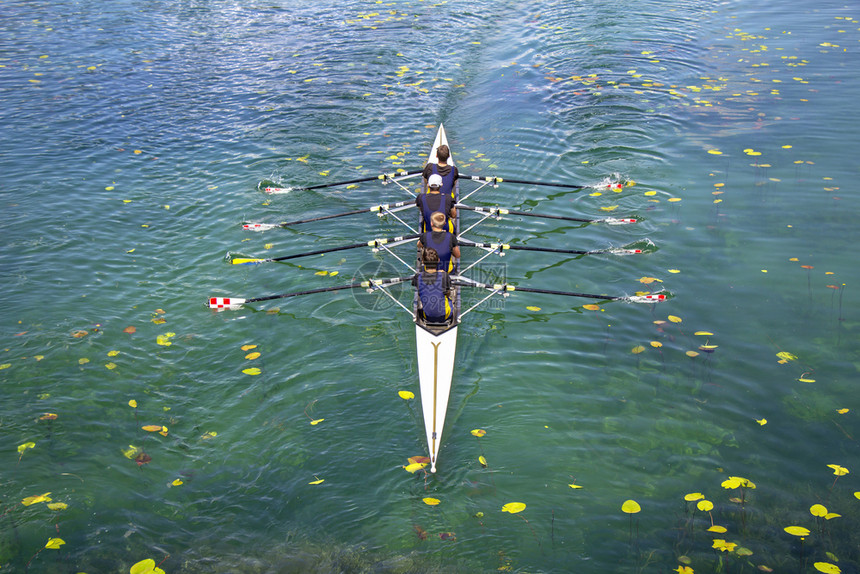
[416,173,456,233]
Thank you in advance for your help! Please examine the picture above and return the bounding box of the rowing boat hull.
[416,323,457,473]
[415,124,459,473]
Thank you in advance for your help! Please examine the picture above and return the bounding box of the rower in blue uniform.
[413,248,453,324]
[417,211,460,273]
[422,144,459,201]
[416,174,456,233]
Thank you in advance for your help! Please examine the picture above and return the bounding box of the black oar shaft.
[261,233,419,263]
[278,209,369,227]
[246,276,412,304]
[509,286,619,301]
[459,239,590,256]
[460,175,585,190]
[247,283,363,303]
[268,242,369,262]
[275,200,414,227]
[296,170,422,191]
[456,204,594,223]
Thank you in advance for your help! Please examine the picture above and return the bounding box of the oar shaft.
[295,170,422,191]
[233,233,419,264]
[507,286,619,301]
[271,199,414,228]
[456,205,594,223]
[460,240,590,256]
[247,283,366,303]
[460,175,586,190]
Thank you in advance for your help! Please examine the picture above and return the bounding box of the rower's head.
[436,145,450,164]
[427,174,443,192]
[423,247,440,270]
[430,211,447,230]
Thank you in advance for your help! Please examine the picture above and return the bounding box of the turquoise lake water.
[2,1,859,572]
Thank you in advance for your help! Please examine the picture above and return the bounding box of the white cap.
[427,174,443,189]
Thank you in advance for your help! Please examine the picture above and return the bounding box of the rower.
[417,211,460,273]
[422,144,459,201]
[412,248,454,325]
[416,174,457,233]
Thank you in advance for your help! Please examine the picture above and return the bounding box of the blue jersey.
[428,163,458,200]
[420,230,457,273]
[416,192,454,233]
[414,271,451,323]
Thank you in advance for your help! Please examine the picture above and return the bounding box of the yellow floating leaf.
[708,149,723,155]
[600,205,619,212]
[172,479,184,486]
[17,442,36,453]
[245,352,261,360]
[685,350,700,357]
[242,367,261,375]
[478,455,487,467]
[810,504,828,517]
[569,483,583,489]
[798,377,815,383]
[814,563,841,574]
[526,306,541,311]
[650,341,662,348]
[21,492,52,506]
[631,345,646,354]
[827,464,849,476]
[668,269,681,273]
[309,477,325,485]
[315,270,329,276]
[683,493,704,501]
[471,429,486,437]
[756,418,767,426]
[0,363,10,370]
[40,413,58,421]
[776,351,797,361]
[128,399,138,408]
[502,502,526,513]
[241,344,257,351]
[330,271,339,277]
[583,304,600,311]
[708,525,728,533]
[837,408,849,414]
[130,559,157,574]
[638,276,662,284]
[668,197,682,202]
[108,350,120,357]
[156,332,175,346]
[403,462,427,473]
[824,513,840,520]
[694,331,713,336]
[668,315,682,323]
[44,538,65,549]
[398,390,414,400]
[423,497,441,506]
[784,526,810,537]
[122,445,142,459]
[105,362,117,370]
[201,431,217,439]
[47,502,68,510]
[644,190,657,196]
[310,418,324,425]
[621,500,640,514]
[142,425,162,432]
[697,500,714,511]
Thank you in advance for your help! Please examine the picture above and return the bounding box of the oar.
[460,175,625,191]
[456,204,637,225]
[454,277,668,304]
[230,234,418,265]
[458,239,645,256]
[262,170,422,194]
[243,200,415,230]
[208,276,413,310]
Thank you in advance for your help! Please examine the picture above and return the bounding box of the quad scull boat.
[208,125,666,473]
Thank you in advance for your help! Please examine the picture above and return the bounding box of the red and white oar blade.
[208,297,246,310]
[627,293,668,303]
[243,223,279,231]
[602,217,638,225]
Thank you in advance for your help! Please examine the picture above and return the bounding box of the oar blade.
[208,297,246,310]
[242,223,280,231]
[263,187,293,195]
[231,258,266,265]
